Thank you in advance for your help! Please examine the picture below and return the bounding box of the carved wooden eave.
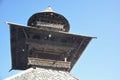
[7,22,94,71]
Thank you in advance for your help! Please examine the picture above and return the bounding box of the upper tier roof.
[27,7,70,32]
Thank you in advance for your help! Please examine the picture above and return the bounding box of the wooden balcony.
[28,57,71,69]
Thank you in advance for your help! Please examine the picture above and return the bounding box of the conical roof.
[27,6,70,32]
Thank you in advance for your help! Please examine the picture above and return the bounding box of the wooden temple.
[7,7,94,72]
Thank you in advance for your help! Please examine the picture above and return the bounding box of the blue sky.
[0,0,120,80]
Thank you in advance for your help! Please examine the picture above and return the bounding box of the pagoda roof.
[5,67,79,80]
[7,22,95,71]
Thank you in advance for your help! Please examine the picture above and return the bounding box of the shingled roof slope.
[5,67,79,80]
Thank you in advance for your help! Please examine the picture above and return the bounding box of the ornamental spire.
[43,6,54,12]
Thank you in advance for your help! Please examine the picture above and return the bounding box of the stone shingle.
[5,68,79,80]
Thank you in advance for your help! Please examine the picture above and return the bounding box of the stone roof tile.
[5,68,79,80]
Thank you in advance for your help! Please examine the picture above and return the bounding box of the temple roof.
[7,22,94,71]
[27,6,70,32]
[5,67,79,80]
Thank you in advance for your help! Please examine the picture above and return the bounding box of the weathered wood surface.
[28,57,71,69]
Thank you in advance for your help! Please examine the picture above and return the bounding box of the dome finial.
[43,6,54,12]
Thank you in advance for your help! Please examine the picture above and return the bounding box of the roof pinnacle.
[43,6,54,12]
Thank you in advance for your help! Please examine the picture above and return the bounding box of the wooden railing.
[28,57,71,69]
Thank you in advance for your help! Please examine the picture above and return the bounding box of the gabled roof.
[5,67,79,80]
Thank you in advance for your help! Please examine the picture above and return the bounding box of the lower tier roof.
[5,67,79,80]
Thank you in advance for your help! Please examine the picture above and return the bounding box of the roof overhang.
[7,22,94,71]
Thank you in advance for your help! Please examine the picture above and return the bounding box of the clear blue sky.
[0,0,120,80]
